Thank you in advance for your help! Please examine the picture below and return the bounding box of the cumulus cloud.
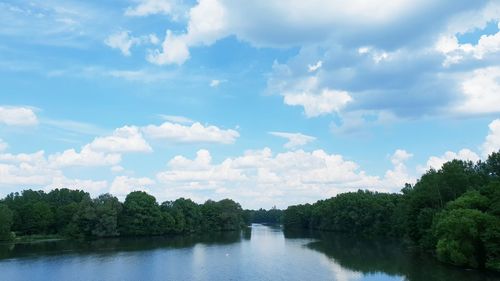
[0,151,52,185]
[482,119,500,157]
[48,146,121,168]
[110,176,154,198]
[88,126,152,153]
[383,149,415,187]
[147,30,190,65]
[0,106,38,126]
[147,0,229,65]
[455,67,500,115]
[142,121,239,144]
[123,0,498,127]
[269,131,316,149]
[0,150,106,194]
[418,149,480,173]
[278,76,352,117]
[155,148,413,208]
[47,176,108,195]
[144,0,487,65]
[48,126,151,168]
[436,22,500,66]
[158,149,246,183]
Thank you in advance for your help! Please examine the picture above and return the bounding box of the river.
[0,224,498,281]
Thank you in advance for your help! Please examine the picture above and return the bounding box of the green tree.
[119,191,162,236]
[0,204,14,241]
[434,209,495,269]
[92,194,122,237]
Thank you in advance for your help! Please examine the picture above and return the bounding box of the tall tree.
[119,191,162,236]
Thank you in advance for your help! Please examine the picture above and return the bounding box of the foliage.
[0,189,247,240]
[283,151,500,271]
[245,207,283,224]
[0,203,14,241]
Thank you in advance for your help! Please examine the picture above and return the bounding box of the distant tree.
[119,191,162,236]
[92,194,122,237]
[46,188,90,233]
[0,204,13,241]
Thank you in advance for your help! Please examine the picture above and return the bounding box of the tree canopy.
[283,151,500,271]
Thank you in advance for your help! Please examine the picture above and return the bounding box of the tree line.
[244,207,283,224]
[283,151,500,272]
[0,190,248,240]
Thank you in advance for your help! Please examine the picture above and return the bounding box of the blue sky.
[1,0,500,208]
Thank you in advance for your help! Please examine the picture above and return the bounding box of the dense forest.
[244,207,283,224]
[0,190,248,240]
[283,151,500,271]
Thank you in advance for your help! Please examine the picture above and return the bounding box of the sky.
[1,0,500,209]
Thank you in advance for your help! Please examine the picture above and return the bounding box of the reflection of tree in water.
[0,231,244,260]
[295,230,500,281]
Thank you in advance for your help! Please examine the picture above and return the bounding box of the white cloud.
[125,0,174,17]
[88,126,152,153]
[418,149,480,173]
[383,149,414,187]
[183,0,228,46]
[0,106,38,126]
[269,131,316,149]
[47,176,108,195]
[307,60,322,72]
[104,31,139,56]
[110,176,154,198]
[158,149,246,183]
[391,149,413,166]
[455,67,500,115]
[142,121,239,144]
[48,146,121,167]
[147,0,229,65]
[0,150,58,186]
[0,162,55,186]
[436,22,500,66]
[269,66,353,118]
[0,147,108,195]
[284,88,352,118]
[0,149,108,196]
[0,150,46,164]
[482,119,500,157]
[147,30,190,65]
[155,147,413,208]
[143,0,474,65]
[48,126,150,167]
[280,76,352,117]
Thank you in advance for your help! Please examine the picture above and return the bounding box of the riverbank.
[0,234,67,245]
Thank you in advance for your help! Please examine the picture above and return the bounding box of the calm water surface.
[0,224,498,281]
